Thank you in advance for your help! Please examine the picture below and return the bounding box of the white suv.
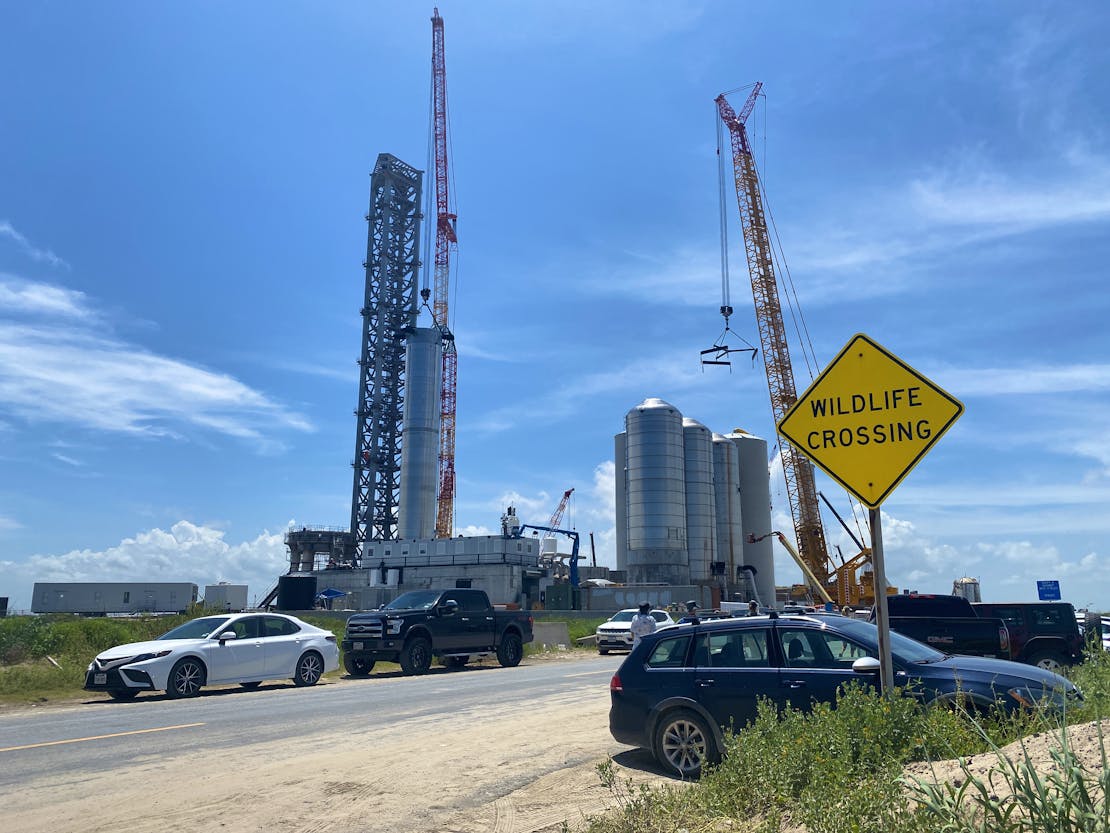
[596,609,675,654]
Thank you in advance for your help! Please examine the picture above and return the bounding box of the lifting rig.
[714,84,877,607]
[428,8,459,539]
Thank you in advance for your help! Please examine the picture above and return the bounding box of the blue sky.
[2,2,1109,612]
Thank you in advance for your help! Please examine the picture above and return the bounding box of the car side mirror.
[440,600,459,615]
[217,631,238,643]
[852,656,880,674]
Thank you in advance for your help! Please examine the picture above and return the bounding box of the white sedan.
[84,612,339,700]
[596,609,675,654]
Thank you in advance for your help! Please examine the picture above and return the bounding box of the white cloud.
[2,520,290,611]
[940,363,1110,397]
[0,277,313,448]
[0,221,69,270]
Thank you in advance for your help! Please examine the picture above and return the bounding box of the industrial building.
[31,582,198,615]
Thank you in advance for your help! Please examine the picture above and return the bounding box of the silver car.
[596,609,675,654]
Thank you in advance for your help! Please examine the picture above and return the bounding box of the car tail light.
[610,673,622,693]
[999,626,1010,655]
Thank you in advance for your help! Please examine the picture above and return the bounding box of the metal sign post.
[869,507,895,694]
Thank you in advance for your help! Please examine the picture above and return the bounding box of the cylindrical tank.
[276,575,317,611]
[625,398,689,585]
[728,429,776,605]
[712,433,743,580]
[614,431,628,572]
[397,327,442,539]
[952,577,982,602]
[682,418,717,582]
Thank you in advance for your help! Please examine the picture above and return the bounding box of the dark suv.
[609,614,1081,778]
[973,602,1085,671]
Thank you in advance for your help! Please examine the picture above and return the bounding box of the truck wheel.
[497,633,523,668]
[344,655,375,676]
[1028,650,1067,673]
[399,637,432,675]
[653,709,716,778]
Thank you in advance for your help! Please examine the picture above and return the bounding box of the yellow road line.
[0,722,206,753]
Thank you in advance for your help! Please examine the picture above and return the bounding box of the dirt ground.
[5,654,1106,833]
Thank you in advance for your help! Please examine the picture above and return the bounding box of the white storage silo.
[614,431,628,572]
[682,418,717,583]
[397,327,443,540]
[625,398,689,585]
[728,429,776,605]
[712,432,744,580]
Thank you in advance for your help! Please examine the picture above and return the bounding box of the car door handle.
[783,680,807,689]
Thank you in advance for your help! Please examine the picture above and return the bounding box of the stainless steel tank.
[397,327,442,539]
[712,432,743,581]
[614,431,628,572]
[625,398,689,584]
[682,418,717,582]
[728,429,776,605]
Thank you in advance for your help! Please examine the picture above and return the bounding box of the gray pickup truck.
[341,588,534,676]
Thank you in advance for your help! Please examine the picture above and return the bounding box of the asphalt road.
[0,654,623,802]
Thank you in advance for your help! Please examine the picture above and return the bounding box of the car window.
[455,591,488,614]
[1032,607,1064,627]
[651,611,670,623]
[779,628,868,669]
[157,616,231,640]
[646,635,691,668]
[262,616,300,637]
[222,616,260,640]
[701,629,770,668]
[981,606,1023,628]
[609,611,636,623]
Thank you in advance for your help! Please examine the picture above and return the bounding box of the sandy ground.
[3,653,676,833]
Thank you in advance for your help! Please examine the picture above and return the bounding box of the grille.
[347,620,384,638]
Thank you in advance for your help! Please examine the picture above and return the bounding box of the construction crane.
[428,7,459,539]
[715,84,874,606]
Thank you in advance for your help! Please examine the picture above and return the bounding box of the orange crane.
[429,7,459,539]
[715,84,876,605]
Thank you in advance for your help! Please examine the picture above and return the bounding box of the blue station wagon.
[609,613,1082,777]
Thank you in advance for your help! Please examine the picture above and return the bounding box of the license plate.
[94,673,107,685]
[353,642,363,651]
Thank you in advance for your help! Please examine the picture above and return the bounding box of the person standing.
[677,600,701,625]
[630,601,657,648]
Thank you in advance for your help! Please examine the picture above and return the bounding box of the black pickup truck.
[973,601,1086,671]
[872,594,1011,660]
[341,588,534,676]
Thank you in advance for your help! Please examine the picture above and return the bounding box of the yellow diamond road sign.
[777,333,964,508]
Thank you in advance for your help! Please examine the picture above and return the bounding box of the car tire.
[167,658,205,699]
[240,681,263,689]
[497,633,523,668]
[399,637,432,676]
[107,689,139,701]
[293,651,325,687]
[445,655,469,668]
[344,654,375,676]
[653,709,716,779]
[1028,650,1068,673]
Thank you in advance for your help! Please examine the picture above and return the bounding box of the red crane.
[430,7,458,538]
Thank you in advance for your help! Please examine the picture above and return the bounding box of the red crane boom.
[431,7,458,538]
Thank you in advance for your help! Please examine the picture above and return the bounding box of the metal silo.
[712,432,743,581]
[614,431,628,573]
[728,429,776,605]
[625,398,689,585]
[682,418,717,582]
[397,327,442,539]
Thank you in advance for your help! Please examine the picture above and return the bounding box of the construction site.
[268,11,887,616]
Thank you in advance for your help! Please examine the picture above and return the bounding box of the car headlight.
[386,618,404,635]
[130,650,173,664]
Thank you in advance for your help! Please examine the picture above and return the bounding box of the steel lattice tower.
[350,153,423,552]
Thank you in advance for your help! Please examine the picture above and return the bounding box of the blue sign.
[1037,580,1061,601]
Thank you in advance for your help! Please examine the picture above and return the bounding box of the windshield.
[157,616,231,640]
[384,591,441,610]
[822,616,947,664]
[608,611,636,623]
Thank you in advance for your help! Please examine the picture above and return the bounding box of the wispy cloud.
[940,363,1110,397]
[0,221,70,270]
[0,277,312,448]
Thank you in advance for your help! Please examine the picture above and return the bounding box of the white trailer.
[203,583,248,612]
[31,582,198,615]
